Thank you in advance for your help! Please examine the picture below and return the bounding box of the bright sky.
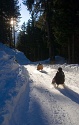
[19,0,30,26]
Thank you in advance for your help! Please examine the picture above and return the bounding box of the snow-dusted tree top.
[0,43,79,125]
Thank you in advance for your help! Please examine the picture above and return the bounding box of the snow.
[0,43,79,125]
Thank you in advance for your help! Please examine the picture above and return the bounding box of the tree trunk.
[72,34,75,63]
[68,38,71,63]
[45,0,55,63]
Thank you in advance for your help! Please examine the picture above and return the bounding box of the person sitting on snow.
[37,63,43,70]
[52,67,65,87]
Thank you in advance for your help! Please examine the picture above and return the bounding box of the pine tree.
[0,0,21,46]
[22,0,55,63]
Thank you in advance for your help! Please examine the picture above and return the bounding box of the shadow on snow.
[57,85,79,104]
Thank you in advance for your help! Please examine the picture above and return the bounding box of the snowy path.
[9,65,79,125]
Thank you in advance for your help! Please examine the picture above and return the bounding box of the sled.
[51,78,65,88]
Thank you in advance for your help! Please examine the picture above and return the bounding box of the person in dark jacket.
[52,67,65,87]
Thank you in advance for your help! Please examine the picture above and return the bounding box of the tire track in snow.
[26,65,74,125]
[8,65,79,125]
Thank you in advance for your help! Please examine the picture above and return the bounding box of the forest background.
[0,0,79,63]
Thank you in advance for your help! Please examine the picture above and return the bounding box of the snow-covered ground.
[0,43,79,125]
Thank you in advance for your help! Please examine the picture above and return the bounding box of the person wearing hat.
[52,67,65,87]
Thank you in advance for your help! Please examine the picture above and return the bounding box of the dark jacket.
[54,71,65,85]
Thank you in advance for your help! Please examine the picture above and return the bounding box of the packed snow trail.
[8,64,79,125]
